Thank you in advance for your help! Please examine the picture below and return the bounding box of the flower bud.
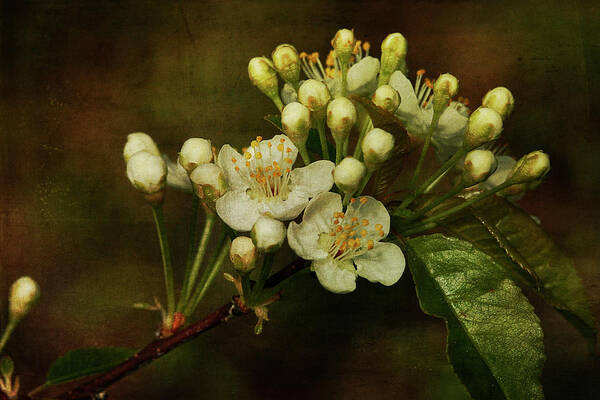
[251,216,286,253]
[248,57,281,107]
[281,102,311,147]
[326,97,357,143]
[331,28,355,64]
[126,151,167,199]
[433,73,459,113]
[372,85,400,113]
[334,157,366,193]
[506,150,550,185]
[178,138,213,173]
[272,44,300,88]
[361,128,395,170]
[463,107,503,149]
[9,276,40,323]
[190,163,228,203]
[462,150,497,186]
[123,132,160,163]
[378,32,407,86]
[298,79,331,117]
[230,236,257,273]
[482,87,514,120]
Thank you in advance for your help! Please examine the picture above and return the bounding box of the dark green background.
[1,0,599,398]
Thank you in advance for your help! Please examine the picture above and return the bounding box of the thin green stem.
[299,143,311,166]
[410,112,441,188]
[404,182,465,224]
[0,320,16,353]
[271,95,284,113]
[342,136,349,157]
[353,114,373,160]
[180,210,216,310]
[335,139,344,165]
[401,180,513,234]
[356,169,374,196]
[340,62,348,97]
[342,192,353,206]
[151,205,175,318]
[177,195,200,312]
[316,117,330,160]
[184,234,230,317]
[395,147,468,213]
[399,222,439,237]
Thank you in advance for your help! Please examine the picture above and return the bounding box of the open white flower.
[216,134,335,231]
[288,192,405,294]
[389,70,469,161]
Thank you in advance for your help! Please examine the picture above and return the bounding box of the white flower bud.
[462,150,498,186]
[361,128,395,170]
[281,102,311,147]
[331,28,355,64]
[248,57,280,101]
[126,151,167,196]
[482,87,515,120]
[372,85,400,113]
[334,157,366,193]
[251,216,286,253]
[434,73,459,98]
[463,107,503,149]
[189,163,228,201]
[230,236,257,273]
[379,32,407,86]
[272,44,300,88]
[298,79,331,116]
[178,138,213,173]
[507,150,550,185]
[123,132,160,163]
[326,97,357,143]
[9,276,40,322]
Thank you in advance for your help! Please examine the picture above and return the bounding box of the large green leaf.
[441,195,596,348]
[405,234,545,400]
[45,347,136,386]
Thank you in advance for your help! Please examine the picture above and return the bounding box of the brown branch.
[39,259,309,400]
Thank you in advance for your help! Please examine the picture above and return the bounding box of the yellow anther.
[353,41,361,54]
[280,138,286,143]
[362,41,370,52]
[417,69,426,76]
[235,166,240,171]
[350,198,356,204]
[347,239,356,248]
[349,231,356,237]
[360,197,368,204]
[251,140,259,148]
[361,219,369,226]
[333,219,339,225]
[286,147,292,153]
[344,224,352,231]
[268,142,272,148]
[425,78,433,89]
[244,152,252,160]
[277,143,284,151]
[299,51,308,58]
[326,51,335,66]
[336,225,343,232]
[256,152,263,159]
[354,239,361,248]
[367,240,374,250]
[245,161,251,167]
[339,242,347,251]
[266,165,273,172]
[379,230,385,237]
[286,168,291,173]
[256,136,263,142]
[351,217,358,222]
[330,231,337,236]
[463,98,470,106]
[325,68,336,79]
[360,229,367,237]
[375,224,383,231]
[286,158,293,164]
[273,161,279,166]
[231,157,237,163]
[310,52,319,63]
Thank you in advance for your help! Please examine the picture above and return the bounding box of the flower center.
[231,136,295,201]
[319,197,385,262]
[299,40,371,82]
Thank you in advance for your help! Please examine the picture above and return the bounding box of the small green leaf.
[264,114,284,133]
[0,355,14,378]
[45,347,137,386]
[405,234,545,400]
[441,195,597,348]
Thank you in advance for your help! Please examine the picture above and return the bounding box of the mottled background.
[1,0,599,399]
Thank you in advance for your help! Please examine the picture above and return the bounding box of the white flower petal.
[301,191,343,232]
[287,221,328,261]
[480,155,516,191]
[259,190,308,221]
[432,106,469,161]
[217,145,249,191]
[281,82,299,105]
[389,71,420,119]
[354,242,405,286]
[290,160,335,198]
[253,134,298,167]
[162,155,192,192]
[215,190,261,232]
[347,56,380,96]
[346,196,390,239]
[313,257,357,294]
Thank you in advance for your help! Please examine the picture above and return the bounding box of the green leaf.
[0,355,14,378]
[441,195,596,348]
[45,347,137,386]
[405,234,545,400]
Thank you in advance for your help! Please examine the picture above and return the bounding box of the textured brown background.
[1,0,599,399]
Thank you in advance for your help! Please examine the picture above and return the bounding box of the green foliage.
[405,234,545,400]
[0,355,14,378]
[45,347,136,386]
[441,195,596,348]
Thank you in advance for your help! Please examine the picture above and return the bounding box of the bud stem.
[184,233,230,317]
[409,111,442,188]
[340,62,349,97]
[355,169,374,197]
[151,205,176,320]
[395,146,468,213]
[177,195,200,312]
[248,253,275,307]
[404,182,466,224]
[272,95,284,113]
[316,117,330,160]
[399,180,514,235]
[335,139,344,165]
[298,143,311,166]
[353,114,373,160]
[0,321,17,354]
[178,208,216,312]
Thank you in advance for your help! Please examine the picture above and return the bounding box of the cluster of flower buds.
[281,102,311,149]
[463,107,504,150]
